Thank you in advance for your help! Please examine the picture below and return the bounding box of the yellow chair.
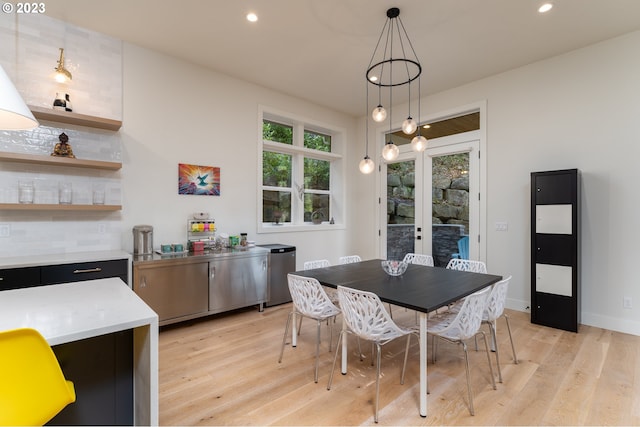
[0,328,76,426]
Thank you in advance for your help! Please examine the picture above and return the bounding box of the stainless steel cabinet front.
[133,261,208,324]
[209,254,267,314]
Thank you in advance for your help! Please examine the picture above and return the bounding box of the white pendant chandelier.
[361,7,427,172]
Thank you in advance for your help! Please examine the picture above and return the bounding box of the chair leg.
[479,331,497,391]
[503,314,518,364]
[375,342,382,423]
[388,303,393,318]
[278,312,294,363]
[431,335,438,364]
[488,321,502,383]
[314,319,321,383]
[400,334,411,385]
[327,330,344,390]
[461,342,474,416]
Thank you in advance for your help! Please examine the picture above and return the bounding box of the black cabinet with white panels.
[531,169,580,332]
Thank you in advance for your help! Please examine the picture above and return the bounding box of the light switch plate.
[495,222,508,231]
[0,224,10,237]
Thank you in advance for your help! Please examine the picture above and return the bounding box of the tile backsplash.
[0,14,124,258]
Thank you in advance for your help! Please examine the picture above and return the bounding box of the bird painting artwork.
[178,163,221,196]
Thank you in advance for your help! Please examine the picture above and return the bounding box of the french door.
[381,131,481,266]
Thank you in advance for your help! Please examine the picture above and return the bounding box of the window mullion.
[292,124,305,224]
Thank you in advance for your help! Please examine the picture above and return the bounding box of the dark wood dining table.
[294,258,502,417]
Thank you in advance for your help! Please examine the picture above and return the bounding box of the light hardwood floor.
[159,303,640,426]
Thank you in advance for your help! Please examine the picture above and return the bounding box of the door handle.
[416,236,422,240]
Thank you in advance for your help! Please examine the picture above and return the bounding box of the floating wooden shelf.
[29,105,122,131]
[0,151,121,170]
[0,203,121,211]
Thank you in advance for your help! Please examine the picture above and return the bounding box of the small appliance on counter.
[132,225,153,255]
[187,213,216,251]
[258,244,296,307]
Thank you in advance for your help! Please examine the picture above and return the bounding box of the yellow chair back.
[0,328,76,426]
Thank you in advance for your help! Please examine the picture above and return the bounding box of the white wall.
[119,44,357,267]
[351,31,640,335]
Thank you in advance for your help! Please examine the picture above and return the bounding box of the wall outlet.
[623,296,632,309]
[0,224,10,237]
[98,223,107,234]
[495,221,508,231]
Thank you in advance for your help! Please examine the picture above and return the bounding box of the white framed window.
[258,106,345,233]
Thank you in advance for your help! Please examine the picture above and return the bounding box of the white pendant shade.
[0,66,38,130]
[402,117,417,134]
[411,135,427,152]
[359,156,375,174]
[381,142,399,161]
[372,105,387,122]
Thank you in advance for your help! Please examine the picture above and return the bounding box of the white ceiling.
[43,0,640,117]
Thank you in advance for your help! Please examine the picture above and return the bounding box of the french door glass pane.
[431,152,469,266]
[386,160,415,261]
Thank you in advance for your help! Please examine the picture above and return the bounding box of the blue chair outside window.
[452,235,469,260]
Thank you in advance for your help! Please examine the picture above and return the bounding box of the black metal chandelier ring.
[366,59,422,88]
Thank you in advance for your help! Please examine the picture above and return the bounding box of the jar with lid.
[240,233,247,246]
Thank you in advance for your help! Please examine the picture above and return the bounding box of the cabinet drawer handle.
[73,267,102,274]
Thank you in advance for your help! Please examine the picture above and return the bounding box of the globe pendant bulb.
[402,117,417,134]
[372,105,387,122]
[381,142,399,161]
[411,135,427,152]
[359,156,375,174]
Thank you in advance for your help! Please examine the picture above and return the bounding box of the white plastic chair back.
[429,286,490,341]
[303,259,330,270]
[338,255,361,264]
[484,276,512,322]
[446,258,487,274]
[287,275,339,319]
[402,253,434,267]
[337,285,410,343]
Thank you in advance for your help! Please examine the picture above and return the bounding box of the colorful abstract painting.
[178,163,220,196]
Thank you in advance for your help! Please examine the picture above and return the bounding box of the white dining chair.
[278,274,340,383]
[482,275,518,383]
[303,259,330,270]
[446,258,487,273]
[338,255,361,264]
[402,253,434,267]
[327,285,418,423]
[427,286,496,416]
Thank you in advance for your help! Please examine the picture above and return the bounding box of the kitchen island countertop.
[0,277,158,425]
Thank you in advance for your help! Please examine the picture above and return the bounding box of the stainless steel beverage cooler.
[258,244,296,307]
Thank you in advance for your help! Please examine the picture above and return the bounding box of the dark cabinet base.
[48,330,134,426]
[532,292,578,333]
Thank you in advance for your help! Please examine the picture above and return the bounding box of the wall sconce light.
[54,48,72,83]
[0,65,38,130]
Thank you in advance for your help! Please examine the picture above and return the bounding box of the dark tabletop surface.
[294,259,502,313]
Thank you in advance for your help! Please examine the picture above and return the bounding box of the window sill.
[257,223,345,233]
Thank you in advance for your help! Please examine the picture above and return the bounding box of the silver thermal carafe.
[132,225,154,255]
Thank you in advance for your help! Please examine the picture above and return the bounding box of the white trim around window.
[257,105,346,233]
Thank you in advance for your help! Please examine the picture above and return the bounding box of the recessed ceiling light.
[423,124,431,129]
[538,3,553,13]
[246,12,258,22]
